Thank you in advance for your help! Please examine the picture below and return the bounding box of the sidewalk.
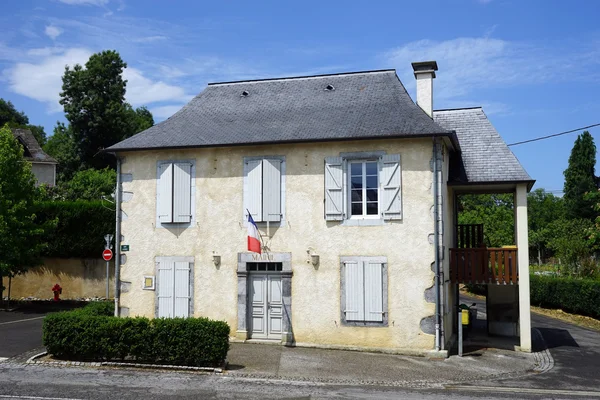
[225,341,538,388]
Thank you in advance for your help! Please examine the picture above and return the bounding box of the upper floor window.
[156,160,195,224]
[349,161,379,218]
[244,157,285,223]
[325,154,401,222]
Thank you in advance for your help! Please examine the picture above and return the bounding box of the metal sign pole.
[104,234,114,299]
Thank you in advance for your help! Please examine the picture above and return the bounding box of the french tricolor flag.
[247,213,262,254]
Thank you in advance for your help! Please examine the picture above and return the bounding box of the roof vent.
[325,84,335,91]
[241,90,249,97]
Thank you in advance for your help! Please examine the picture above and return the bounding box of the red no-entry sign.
[102,249,113,261]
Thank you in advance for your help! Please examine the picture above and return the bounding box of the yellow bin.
[461,309,470,325]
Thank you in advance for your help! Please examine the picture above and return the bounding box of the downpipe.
[114,157,122,317]
[433,139,442,352]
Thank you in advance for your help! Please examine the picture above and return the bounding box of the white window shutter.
[379,154,402,220]
[364,261,384,322]
[324,157,344,221]
[157,163,173,223]
[344,260,364,321]
[246,159,263,221]
[262,159,281,222]
[174,261,190,318]
[173,162,192,223]
[157,260,174,318]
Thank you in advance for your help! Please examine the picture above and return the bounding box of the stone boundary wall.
[6,258,115,299]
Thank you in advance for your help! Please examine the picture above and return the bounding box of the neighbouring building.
[106,61,534,356]
[12,128,57,187]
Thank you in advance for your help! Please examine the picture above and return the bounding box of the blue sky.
[1,0,599,192]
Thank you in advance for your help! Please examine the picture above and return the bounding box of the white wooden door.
[267,275,283,339]
[249,274,283,339]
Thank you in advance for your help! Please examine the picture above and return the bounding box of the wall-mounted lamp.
[311,254,320,266]
[213,254,221,267]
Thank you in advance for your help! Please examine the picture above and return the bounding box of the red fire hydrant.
[52,284,62,302]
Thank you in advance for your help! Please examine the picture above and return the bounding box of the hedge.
[78,301,114,316]
[34,201,114,258]
[42,312,230,367]
[530,275,600,319]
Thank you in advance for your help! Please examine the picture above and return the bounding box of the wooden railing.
[450,247,518,285]
[456,224,484,248]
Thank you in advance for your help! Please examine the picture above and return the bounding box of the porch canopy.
[434,107,535,352]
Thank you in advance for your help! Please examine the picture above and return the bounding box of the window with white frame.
[244,157,284,223]
[156,161,194,224]
[325,154,401,222]
[349,161,379,217]
[341,256,387,326]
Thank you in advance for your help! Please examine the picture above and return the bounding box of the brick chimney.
[411,61,438,118]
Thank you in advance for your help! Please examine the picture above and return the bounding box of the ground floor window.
[340,256,388,326]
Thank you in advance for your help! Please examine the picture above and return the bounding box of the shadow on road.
[537,328,579,349]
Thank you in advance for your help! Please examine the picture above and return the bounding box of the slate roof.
[107,70,454,152]
[11,128,57,163]
[433,107,533,186]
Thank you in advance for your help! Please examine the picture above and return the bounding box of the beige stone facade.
[117,138,445,353]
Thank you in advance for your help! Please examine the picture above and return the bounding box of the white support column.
[515,184,531,352]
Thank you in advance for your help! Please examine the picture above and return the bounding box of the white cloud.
[132,35,168,43]
[150,105,185,119]
[27,47,66,57]
[383,37,600,109]
[124,67,189,106]
[4,47,190,113]
[57,0,109,5]
[5,48,92,112]
[44,25,63,40]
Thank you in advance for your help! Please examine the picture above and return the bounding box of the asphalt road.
[0,300,599,399]
[0,310,47,358]
[463,295,600,393]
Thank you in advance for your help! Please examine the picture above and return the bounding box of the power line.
[507,123,600,147]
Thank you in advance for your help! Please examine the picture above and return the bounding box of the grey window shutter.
[379,154,402,220]
[246,159,263,221]
[344,260,364,321]
[324,157,344,221]
[364,261,384,322]
[174,261,190,318]
[157,163,173,223]
[173,162,192,223]
[262,159,281,222]
[157,260,174,318]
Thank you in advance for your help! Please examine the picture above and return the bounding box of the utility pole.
[104,234,114,299]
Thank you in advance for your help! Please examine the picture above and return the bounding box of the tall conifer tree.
[563,131,598,220]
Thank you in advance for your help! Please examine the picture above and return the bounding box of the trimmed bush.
[530,274,600,319]
[42,313,230,367]
[34,200,114,258]
[79,301,114,316]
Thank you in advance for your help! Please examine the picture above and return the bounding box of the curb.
[26,352,223,373]
[532,328,554,374]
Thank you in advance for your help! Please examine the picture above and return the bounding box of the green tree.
[58,168,116,201]
[546,218,593,275]
[0,124,51,299]
[43,122,80,182]
[124,105,154,138]
[563,131,598,220]
[0,99,28,126]
[528,189,565,265]
[60,50,153,170]
[458,194,515,247]
[0,98,47,146]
